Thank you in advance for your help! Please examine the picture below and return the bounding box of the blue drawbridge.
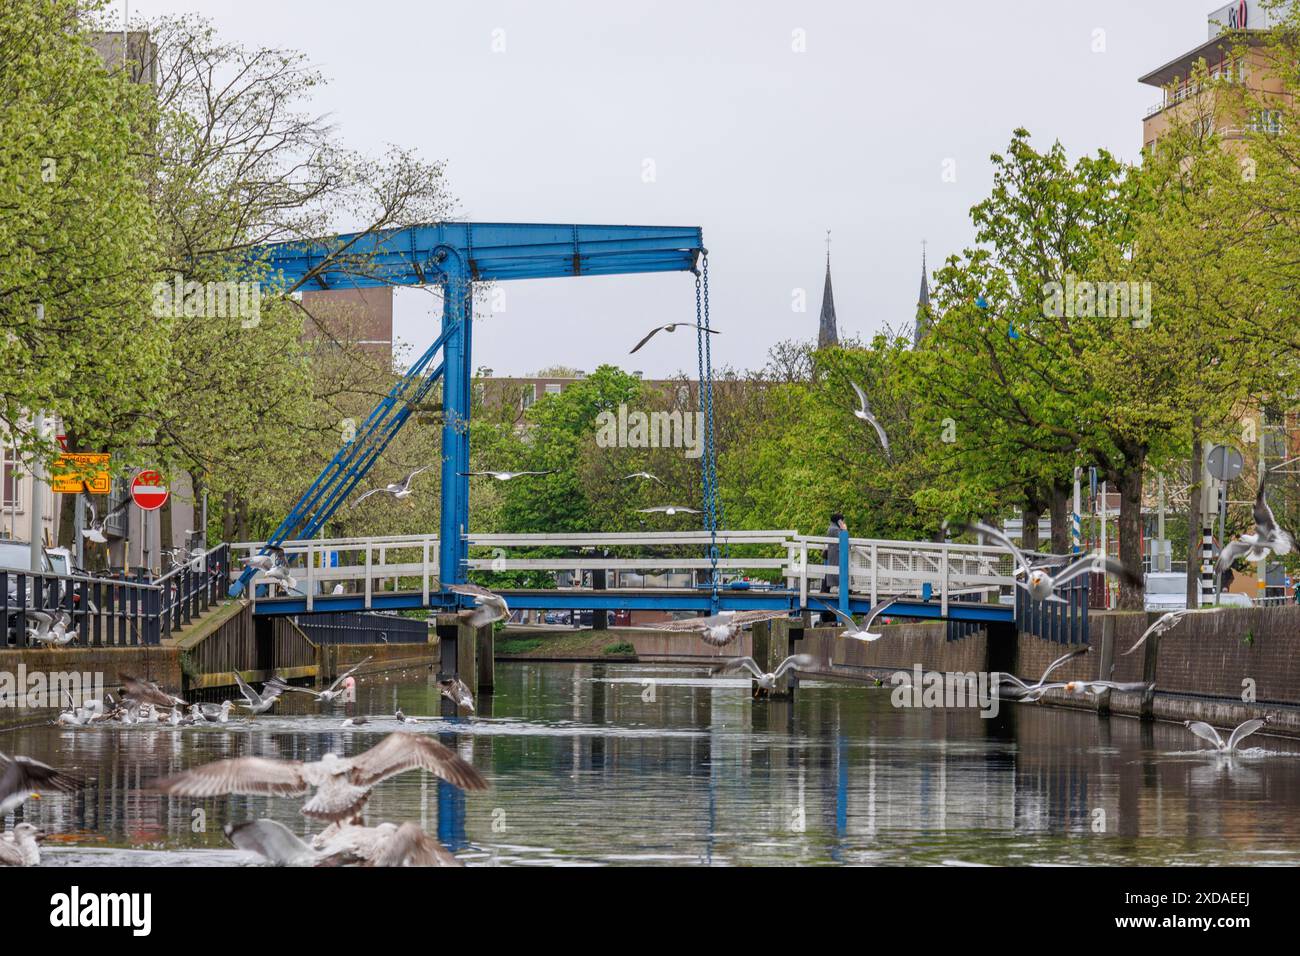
[229,222,714,607]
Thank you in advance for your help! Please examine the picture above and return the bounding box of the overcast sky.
[126,0,1206,377]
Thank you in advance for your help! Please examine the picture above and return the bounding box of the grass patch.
[602,641,636,656]
[495,637,544,654]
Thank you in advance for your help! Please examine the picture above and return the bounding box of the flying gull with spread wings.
[353,467,430,506]
[817,597,901,642]
[629,322,719,354]
[0,753,84,815]
[712,653,815,692]
[153,731,488,823]
[850,381,893,463]
[1216,474,1295,586]
[267,656,372,704]
[1122,608,1197,656]
[448,583,509,629]
[457,470,556,481]
[997,646,1091,702]
[1183,716,1270,754]
[656,609,792,648]
[951,521,1140,603]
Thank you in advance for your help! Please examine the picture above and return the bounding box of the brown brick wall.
[0,645,182,728]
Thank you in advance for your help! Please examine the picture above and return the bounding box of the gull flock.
[3,655,489,867]
[4,364,1293,867]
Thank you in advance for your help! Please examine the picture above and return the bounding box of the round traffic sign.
[130,470,169,511]
[1206,444,1245,482]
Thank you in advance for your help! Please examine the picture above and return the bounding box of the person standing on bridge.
[821,512,848,623]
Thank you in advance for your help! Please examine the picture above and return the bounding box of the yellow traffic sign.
[51,453,112,494]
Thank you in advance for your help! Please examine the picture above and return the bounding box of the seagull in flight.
[234,673,284,716]
[1216,474,1295,586]
[262,563,299,594]
[268,657,372,704]
[656,609,791,648]
[817,597,901,642]
[850,382,894,463]
[712,654,815,693]
[224,818,462,867]
[353,467,430,506]
[1183,716,1270,754]
[619,471,664,484]
[629,322,719,354]
[26,609,75,647]
[457,470,556,481]
[81,495,131,544]
[950,521,1140,603]
[438,677,476,713]
[449,583,509,629]
[1062,679,1152,696]
[0,753,84,815]
[153,731,488,822]
[637,505,701,516]
[240,545,287,573]
[997,646,1091,702]
[1122,608,1196,656]
[119,672,187,709]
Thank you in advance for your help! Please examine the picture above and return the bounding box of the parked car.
[1144,571,1250,611]
[2,538,56,645]
[1,539,98,645]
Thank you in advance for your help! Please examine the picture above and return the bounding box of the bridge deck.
[247,586,1014,624]
[235,530,1021,623]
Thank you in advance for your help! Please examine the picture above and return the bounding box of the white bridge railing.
[232,531,1019,613]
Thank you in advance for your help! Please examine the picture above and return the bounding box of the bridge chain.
[695,255,721,602]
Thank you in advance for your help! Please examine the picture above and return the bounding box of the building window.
[521,384,537,409]
[1249,109,1283,134]
[544,383,562,395]
[1,451,21,513]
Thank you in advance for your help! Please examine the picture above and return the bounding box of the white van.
[1144,571,1250,610]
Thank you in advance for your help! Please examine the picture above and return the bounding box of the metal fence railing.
[1015,571,1090,645]
[294,610,429,645]
[1,544,230,648]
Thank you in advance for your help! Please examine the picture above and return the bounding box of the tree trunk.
[160,493,174,558]
[223,490,236,541]
[1116,451,1147,610]
[1186,422,1203,610]
[1021,486,1044,553]
[1049,478,1071,554]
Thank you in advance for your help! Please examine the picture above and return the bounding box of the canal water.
[5,662,1300,866]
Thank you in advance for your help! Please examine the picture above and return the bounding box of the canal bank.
[0,601,440,730]
[494,605,1300,738]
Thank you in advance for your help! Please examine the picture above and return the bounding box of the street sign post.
[130,470,169,511]
[51,453,111,494]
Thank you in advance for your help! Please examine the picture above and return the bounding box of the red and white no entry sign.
[130,470,169,511]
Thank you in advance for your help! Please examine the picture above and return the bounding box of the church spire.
[818,229,839,348]
[914,241,931,346]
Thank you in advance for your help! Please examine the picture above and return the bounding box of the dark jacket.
[825,522,842,590]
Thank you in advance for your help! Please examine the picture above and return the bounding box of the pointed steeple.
[818,230,839,348]
[914,241,931,346]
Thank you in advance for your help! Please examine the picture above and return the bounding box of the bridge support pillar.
[475,621,494,693]
[751,617,799,701]
[1095,615,1116,717]
[1138,612,1159,721]
[435,613,478,717]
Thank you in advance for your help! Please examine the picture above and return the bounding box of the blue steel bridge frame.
[229,222,706,609]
